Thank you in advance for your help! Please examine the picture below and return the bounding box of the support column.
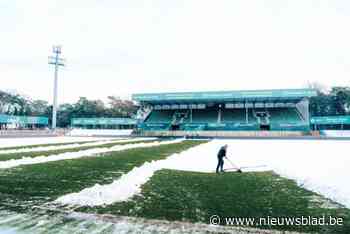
[190,108,193,123]
[246,105,248,124]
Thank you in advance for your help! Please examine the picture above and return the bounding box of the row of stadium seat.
[142,107,305,130]
[139,122,308,131]
[222,109,245,122]
[145,109,260,123]
[190,109,218,123]
[145,110,174,123]
[269,108,302,123]
[222,109,258,123]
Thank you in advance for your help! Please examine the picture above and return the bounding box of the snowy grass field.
[0,138,157,162]
[0,137,349,233]
[86,170,349,233]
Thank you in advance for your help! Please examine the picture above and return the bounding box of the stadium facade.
[132,89,317,136]
[0,114,48,129]
[71,118,136,129]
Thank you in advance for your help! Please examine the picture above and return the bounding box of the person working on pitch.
[216,144,228,173]
[216,144,242,173]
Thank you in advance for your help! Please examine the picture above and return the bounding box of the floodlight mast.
[48,45,65,130]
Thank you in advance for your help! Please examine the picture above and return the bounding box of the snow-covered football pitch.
[0,136,349,234]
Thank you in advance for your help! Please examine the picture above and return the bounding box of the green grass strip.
[0,139,158,162]
[0,140,100,151]
[0,140,207,213]
[86,169,350,234]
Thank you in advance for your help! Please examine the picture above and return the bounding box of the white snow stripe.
[67,129,134,137]
[0,137,117,149]
[0,139,183,169]
[0,140,118,154]
[0,138,155,155]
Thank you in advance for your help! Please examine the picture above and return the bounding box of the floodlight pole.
[48,46,65,130]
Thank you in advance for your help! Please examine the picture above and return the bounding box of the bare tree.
[305,81,329,94]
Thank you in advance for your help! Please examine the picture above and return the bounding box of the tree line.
[1,87,350,128]
[0,90,137,127]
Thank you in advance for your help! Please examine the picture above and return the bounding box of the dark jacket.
[217,147,226,159]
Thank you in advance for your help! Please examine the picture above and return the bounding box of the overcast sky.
[1,0,350,104]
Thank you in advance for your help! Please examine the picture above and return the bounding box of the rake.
[225,157,243,173]
[224,164,267,172]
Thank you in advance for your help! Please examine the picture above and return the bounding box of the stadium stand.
[132,89,317,137]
